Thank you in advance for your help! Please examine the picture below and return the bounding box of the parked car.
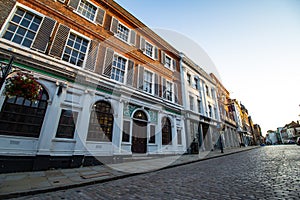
[296,137,300,145]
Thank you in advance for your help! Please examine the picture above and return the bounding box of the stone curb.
[0,146,260,199]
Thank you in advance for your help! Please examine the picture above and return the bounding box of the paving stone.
[4,146,300,199]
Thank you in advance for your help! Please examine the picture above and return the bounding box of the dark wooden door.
[131,120,147,153]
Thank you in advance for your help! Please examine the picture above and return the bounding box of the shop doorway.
[131,110,148,153]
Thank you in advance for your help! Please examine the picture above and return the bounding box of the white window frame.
[74,0,98,23]
[116,21,131,43]
[61,29,90,68]
[0,3,44,49]
[145,41,155,59]
[187,73,191,86]
[110,52,128,84]
[194,77,199,90]
[143,69,154,94]
[166,80,173,102]
[189,96,194,111]
[164,54,173,70]
[205,85,210,97]
[197,99,202,113]
[214,106,218,120]
[208,105,213,118]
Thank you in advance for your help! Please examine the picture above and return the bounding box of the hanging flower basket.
[4,72,42,101]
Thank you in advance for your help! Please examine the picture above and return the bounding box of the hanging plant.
[4,72,42,101]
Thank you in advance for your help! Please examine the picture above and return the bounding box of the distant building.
[253,124,263,145]
[210,73,240,149]
[281,121,300,143]
[266,130,278,145]
[180,53,219,152]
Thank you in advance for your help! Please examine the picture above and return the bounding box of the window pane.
[62,33,88,67]
[77,0,97,21]
[56,109,78,139]
[122,120,130,142]
[111,55,126,83]
[2,8,41,48]
[87,101,114,142]
[0,88,48,138]
[162,117,172,145]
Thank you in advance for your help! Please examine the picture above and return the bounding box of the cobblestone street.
[12,145,300,199]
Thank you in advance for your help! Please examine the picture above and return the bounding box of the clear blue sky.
[115,0,300,135]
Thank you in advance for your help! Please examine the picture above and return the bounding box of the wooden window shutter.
[174,83,179,103]
[126,60,134,86]
[161,51,166,64]
[154,73,159,96]
[49,24,70,58]
[68,0,80,10]
[138,65,144,90]
[130,30,136,46]
[95,46,107,75]
[85,40,99,72]
[103,48,114,77]
[110,17,119,34]
[104,14,112,31]
[140,37,146,52]
[172,59,177,70]
[154,47,159,60]
[31,17,56,53]
[96,7,105,25]
[162,77,166,98]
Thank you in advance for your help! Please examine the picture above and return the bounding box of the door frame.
[130,109,150,154]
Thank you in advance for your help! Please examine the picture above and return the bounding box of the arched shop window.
[133,110,148,121]
[87,101,114,142]
[0,89,48,138]
[162,117,172,145]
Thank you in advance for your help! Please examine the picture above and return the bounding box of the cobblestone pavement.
[11,145,300,200]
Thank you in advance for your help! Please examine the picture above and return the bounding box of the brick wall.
[0,0,16,29]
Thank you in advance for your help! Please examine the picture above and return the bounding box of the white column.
[112,98,123,154]
[73,91,94,155]
[157,111,162,153]
[199,123,205,151]
[172,116,178,150]
[36,86,65,155]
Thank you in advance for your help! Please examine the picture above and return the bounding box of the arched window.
[0,88,48,138]
[162,117,172,145]
[133,110,147,121]
[87,101,114,142]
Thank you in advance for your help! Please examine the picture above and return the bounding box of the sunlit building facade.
[180,54,220,152]
[0,0,186,173]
